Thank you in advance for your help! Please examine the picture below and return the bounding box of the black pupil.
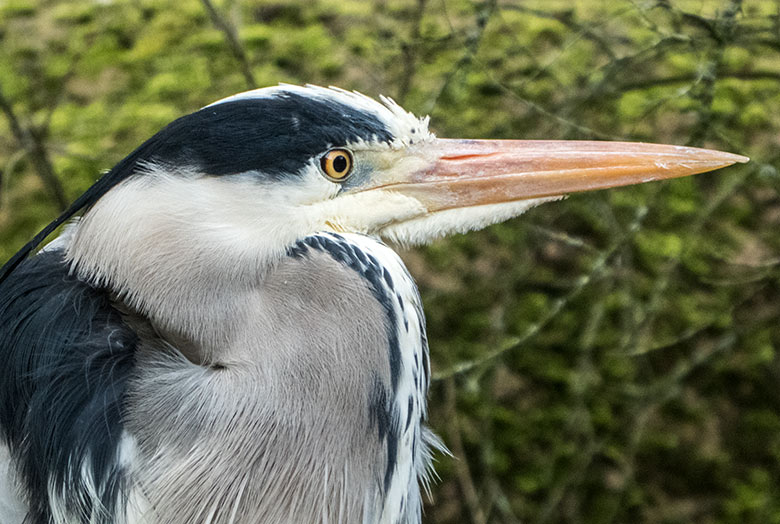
[333,154,348,173]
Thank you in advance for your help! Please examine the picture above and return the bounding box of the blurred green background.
[0,0,778,522]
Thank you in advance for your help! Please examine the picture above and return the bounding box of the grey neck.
[124,244,400,523]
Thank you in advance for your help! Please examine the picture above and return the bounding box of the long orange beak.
[386,139,748,211]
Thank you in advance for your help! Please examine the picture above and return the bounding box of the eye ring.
[320,149,353,182]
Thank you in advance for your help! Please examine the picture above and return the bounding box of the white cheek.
[379,196,563,246]
[287,163,341,205]
[311,190,427,235]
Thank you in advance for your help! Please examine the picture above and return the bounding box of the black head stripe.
[153,92,393,178]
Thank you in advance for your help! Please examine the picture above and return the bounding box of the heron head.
[26,85,741,329]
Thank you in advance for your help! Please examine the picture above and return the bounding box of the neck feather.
[65,173,323,358]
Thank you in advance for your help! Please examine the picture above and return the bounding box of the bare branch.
[397,0,428,101]
[201,0,257,89]
[443,378,487,524]
[618,70,780,92]
[0,85,67,211]
[423,0,497,115]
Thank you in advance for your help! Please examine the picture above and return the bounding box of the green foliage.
[1,0,778,523]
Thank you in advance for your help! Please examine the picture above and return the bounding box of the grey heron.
[0,85,747,524]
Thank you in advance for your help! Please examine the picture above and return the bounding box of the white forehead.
[207,84,433,147]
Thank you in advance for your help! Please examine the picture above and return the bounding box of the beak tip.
[687,149,748,171]
[711,150,749,165]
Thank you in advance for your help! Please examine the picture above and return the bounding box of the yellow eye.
[320,149,353,181]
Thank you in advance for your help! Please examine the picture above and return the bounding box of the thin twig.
[397,0,428,101]
[0,85,67,211]
[423,0,497,115]
[443,377,487,524]
[201,0,257,89]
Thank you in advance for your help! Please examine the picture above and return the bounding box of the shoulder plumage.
[0,250,137,524]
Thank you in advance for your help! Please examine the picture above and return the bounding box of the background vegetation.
[1,0,778,522]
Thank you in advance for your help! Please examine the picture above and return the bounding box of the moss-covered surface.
[1,1,778,522]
